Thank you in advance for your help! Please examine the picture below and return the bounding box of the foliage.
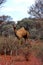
[28,0,43,18]
[0,0,6,6]
[0,36,31,61]
[17,18,43,39]
[0,36,43,62]
[17,18,36,30]
[0,17,43,39]
[31,41,43,62]
[0,21,15,36]
[0,15,13,22]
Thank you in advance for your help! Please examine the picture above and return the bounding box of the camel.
[13,25,30,40]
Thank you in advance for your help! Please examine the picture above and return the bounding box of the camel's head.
[13,24,16,30]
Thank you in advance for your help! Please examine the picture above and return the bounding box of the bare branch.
[28,0,43,18]
[0,0,6,5]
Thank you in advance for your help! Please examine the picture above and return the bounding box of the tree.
[0,15,13,22]
[0,0,6,6]
[0,15,14,36]
[28,0,43,18]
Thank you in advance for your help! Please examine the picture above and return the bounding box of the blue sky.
[0,0,35,22]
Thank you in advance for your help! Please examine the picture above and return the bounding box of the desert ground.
[0,36,43,65]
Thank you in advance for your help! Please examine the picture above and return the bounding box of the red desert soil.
[0,54,42,65]
[0,39,43,65]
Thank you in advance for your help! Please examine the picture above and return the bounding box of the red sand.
[0,40,43,65]
[0,54,42,65]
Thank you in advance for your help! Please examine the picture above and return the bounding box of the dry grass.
[0,36,43,62]
[0,36,18,55]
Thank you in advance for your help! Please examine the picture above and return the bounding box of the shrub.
[31,41,43,62]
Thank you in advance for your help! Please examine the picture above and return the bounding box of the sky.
[0,0,35,22]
